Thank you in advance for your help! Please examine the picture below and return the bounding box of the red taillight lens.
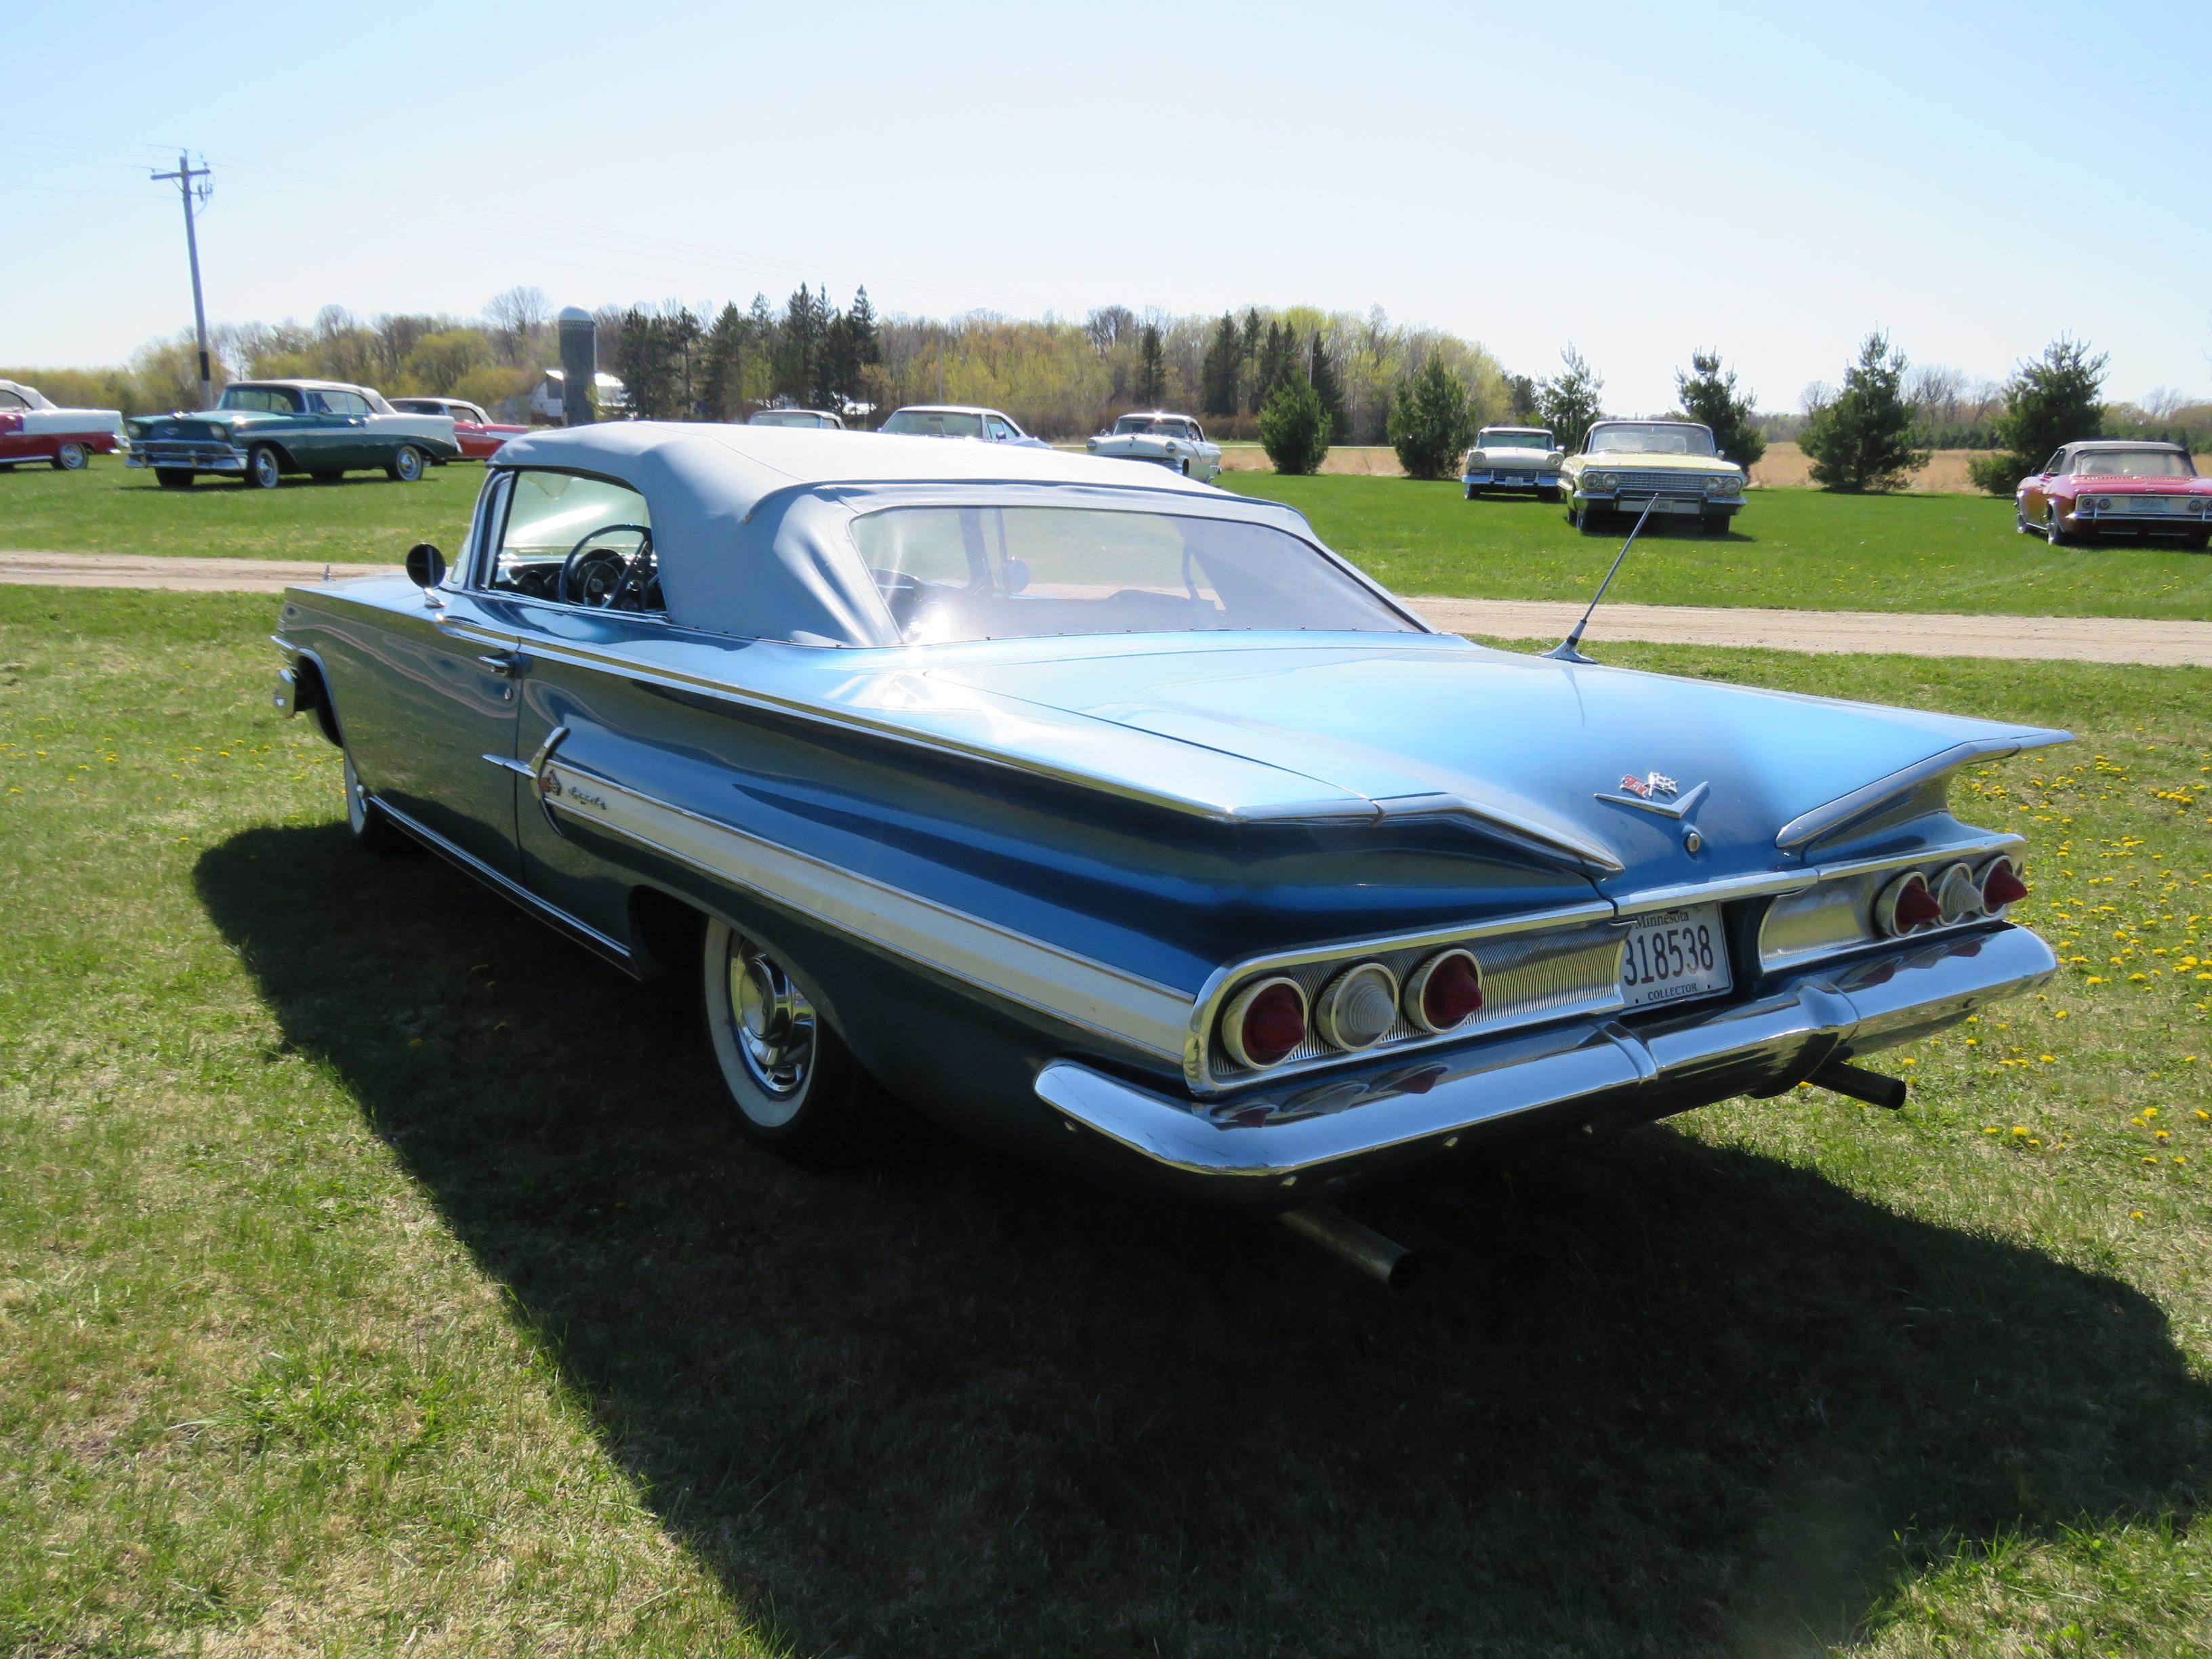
[1981,857,2028,910]
[1404,949,1484,1033]
[1876,871,1943,937]
[1221,976,1307,1069]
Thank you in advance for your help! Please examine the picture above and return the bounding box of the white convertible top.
[0,380,56,410]
[488,422,1310,644]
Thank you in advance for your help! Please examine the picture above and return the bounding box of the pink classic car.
[388,396,529,462]
[2016,440,2212,549]
[0,380,126,471]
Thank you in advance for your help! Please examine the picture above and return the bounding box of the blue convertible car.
[272,424,2064,1266]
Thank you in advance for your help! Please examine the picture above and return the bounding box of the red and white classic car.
[0,380,127,471]
[2015,440,2212,549]
[388,396,529,462]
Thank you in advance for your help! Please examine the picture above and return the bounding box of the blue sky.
[6,0,2207,413]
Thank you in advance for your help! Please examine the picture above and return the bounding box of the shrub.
[1799,331,1927,492]
[1388,358,1475,480]
[1675,351,1766,470]
[1258,378,1331,475]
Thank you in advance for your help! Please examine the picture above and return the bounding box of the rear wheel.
[2014,499,2033,535]
[156,468,194,489]
[1464,483,1479,500]
[2044,503,2072,547]
[701,919,888,1164]
[342,752,407,854]
[243,445,282,489]
[2186,529,2211,552]
[387,445,424,483]
[52,443,88,472]
[1575,502,1607,534]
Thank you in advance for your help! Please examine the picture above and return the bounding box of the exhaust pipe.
[1278,1202,1418,1288]
[1810,1059,1908,1110]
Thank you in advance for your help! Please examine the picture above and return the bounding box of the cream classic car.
[1460,426,1564,500]
[1563,419,1746,534]
[1086,412,1224,482]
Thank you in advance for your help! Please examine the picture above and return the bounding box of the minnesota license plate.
[1619,904,1731,1009]
[1622,495,1700,514]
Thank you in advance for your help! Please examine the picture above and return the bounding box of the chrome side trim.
[1040,924,2059,1183]
[1370,792,1625,874]
[535,759,1195,1061]
[1775,735,2072,851]
[371,798,634,970]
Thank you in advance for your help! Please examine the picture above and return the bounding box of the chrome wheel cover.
[343,753,369,834]
[727,941,816,1120]
[395,447,422,481]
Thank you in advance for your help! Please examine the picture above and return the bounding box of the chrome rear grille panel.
[1205,918,1628,1086]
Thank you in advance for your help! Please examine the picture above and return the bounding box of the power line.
[150,153,214,409]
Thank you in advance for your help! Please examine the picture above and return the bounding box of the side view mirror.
[405,542,447,597]
[1717,450,1729,461]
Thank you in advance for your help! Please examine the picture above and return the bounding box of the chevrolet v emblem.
[1595,773,1709,818]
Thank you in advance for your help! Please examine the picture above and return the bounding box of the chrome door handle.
[476,651,523,677]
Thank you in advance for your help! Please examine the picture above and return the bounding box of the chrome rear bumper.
[1036,924,2055,1195]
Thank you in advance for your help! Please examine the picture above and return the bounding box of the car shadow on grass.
[198,824,2207,1658]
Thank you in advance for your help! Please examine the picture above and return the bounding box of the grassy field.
[0,453,477,565]
[9,455,2212,626]
[3,586,2209,1656]
[1221,473,2212,621]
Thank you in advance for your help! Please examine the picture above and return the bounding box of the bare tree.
[485,285,552,365]
[2142,385,2190,420]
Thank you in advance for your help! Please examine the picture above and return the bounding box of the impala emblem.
[1618,771,1679,800]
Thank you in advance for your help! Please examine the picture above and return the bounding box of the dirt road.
[3,551,2204,666]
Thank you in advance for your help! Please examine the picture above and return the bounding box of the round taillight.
[1220,976,1307,1069]
[1980,855,2028,912]
[1934,862,1984,924]
[1314,962,1399,1051]
[1404,949,1485,1033]
[1875,870,1943,937]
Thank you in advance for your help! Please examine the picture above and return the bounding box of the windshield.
[2074,449,2195,478]
[851,506,1420,644]
[219,385,303,414]
[1113,416,1188,436]
[882,409,983,438]
[751,409,830,427]
[1477,430,1553,450]
[1586,423,1716,457]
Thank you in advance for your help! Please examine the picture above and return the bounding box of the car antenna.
[1543,492,1661,664]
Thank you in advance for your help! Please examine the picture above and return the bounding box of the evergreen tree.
[1254,321,1298,407]
[777,284,828,404]
[1387,356,1475,480]
[1674,351,1765,470]
[701,302,750,419]
[1258,377,1330,475]
[1503,373,1538,424]
[615,308,675,419]
[1967,337,2108,495]
[666,306,703,418]
[1240,308,1265,413]
[1799,331,1927,492]
[1134,322,1166,407]
[1308,331,1347,440]
[1536,346,1605,451]
[1200,314,1241,417]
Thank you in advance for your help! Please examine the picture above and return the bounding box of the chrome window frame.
[468,463,670,623]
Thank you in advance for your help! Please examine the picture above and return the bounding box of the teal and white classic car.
[125,379,461,489]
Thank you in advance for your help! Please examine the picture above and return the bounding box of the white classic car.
[878,405,1049,448]
[0,379,127,470]
[1460,426,1563,500]
[1085,412,1224,482]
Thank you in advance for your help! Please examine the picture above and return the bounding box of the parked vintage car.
[1460,426,1564,500]
[389,396,529,462]
[0,379,126,471]
[1085,412,1223,481]
[878,405,1049,448]
[2014,441,2211,549]
[1562,419,1746,533]
[270,423,2063,1262]
[126,379,460,489]
[749,408,846,430]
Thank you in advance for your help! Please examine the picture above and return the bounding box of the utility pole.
[151,153,215,409]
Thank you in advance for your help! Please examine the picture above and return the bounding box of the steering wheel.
[557,524,654,609]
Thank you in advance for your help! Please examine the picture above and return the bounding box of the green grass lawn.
[0,453,476,564]
[3,587,2208,1655]
[1221,473,2212,621]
